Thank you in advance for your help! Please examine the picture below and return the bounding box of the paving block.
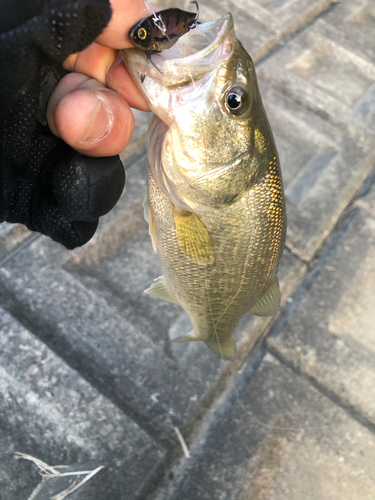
[324,0,375,69]
[0,223,32,260]
[0,307,164,500]
[199,0,337,62]
[0,150,299,451]
[267,171,375,428]
[257,78,374,259]
[256,5,375,259]
[258,3,375,137]
[155,351,375,500]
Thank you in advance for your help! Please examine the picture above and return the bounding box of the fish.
[121,13,286,359]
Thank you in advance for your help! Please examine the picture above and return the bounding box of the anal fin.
[144,275,179,304]
[250,277,281,317]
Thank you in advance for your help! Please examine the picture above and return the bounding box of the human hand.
[47,0,152,158]
[0,0,154,249]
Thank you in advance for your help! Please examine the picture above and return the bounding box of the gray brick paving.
[154,351,375,500]
[0,223,32,260]
[200,0,337,62]
[267,171,375,428]
[256,79,373,260]
[0,308,164,500]
[1,0,375,498]
[257,9,375,259]
[0,155,301,447]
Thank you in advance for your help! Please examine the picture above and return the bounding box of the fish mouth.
[122,13,235,91]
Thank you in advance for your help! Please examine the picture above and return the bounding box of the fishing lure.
[129,1,199,82]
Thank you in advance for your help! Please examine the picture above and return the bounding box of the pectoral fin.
[143,196,158,253]
[144,275,179,304]
[250,277,281,317]
[173,208,214,265]
[206,338,237,359]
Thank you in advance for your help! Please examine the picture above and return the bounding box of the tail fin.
[173,333,237,360]
[206,338,236,359]
[172,331,199,343]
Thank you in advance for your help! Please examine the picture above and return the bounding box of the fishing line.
[152,13,175,48]
[201,194,330,434]
[205,278,301,432]
[152,12,335,435]
[176,25,326,437]
[185,18,296,432]
[205,267,224,360]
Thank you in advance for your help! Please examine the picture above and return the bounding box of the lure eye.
[138,27,148,40]
[226,87,247,116]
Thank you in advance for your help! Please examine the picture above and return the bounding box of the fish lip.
[161,13,233,64]
[122,13,235,90]
[159,13,235,88]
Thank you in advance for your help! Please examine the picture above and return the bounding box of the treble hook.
[190,1,199,28]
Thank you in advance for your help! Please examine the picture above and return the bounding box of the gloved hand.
[1,65,126,249]
[0,0,149,249]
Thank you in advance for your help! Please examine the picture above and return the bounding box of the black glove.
[0,0,126,249]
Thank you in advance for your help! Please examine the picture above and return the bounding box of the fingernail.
[145,2,159,14]
[82,98,111,143]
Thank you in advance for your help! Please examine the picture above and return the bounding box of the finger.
[106,53,150,110]
[64,46,150,111]
[54,154,125,221]
[33,198,99,249]
[32,152,125,249]
[47,73,135,157]
[64,44,117,86]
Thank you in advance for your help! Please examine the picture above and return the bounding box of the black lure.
[129,1,199,82]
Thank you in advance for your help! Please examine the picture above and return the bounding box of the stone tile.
[0,223,32,260]
[258,80,374,259]
[267,172,375,427]
[0,152,299,451]
[155,351,375,500]
[0,308,164,500]
[256,4,375,258]
[199,0,337,61]
[324,0,375,67]
[258,5,375,137]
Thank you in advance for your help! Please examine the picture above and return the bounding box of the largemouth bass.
[122,13,286,358]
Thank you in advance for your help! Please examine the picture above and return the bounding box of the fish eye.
[138,27,148,40]
[226,87,247,116]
